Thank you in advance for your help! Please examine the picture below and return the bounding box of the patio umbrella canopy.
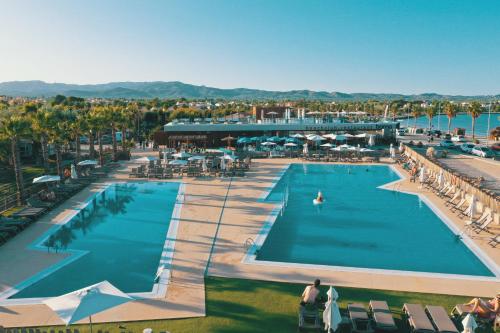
[284,142,298,147]
[172,152,192,159]
[43,281,133,331]
[77,160,98,166]
[290,133,305,139]
[221,136,235,142]
[135,156,157,163]
[188,155,206,161]
[320,143,334,148]
[307,134,325,142]
[261,141,277,146]
[169,159,188,165]
[33,175,61,184]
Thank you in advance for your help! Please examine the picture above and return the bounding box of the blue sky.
[0,0,499,94]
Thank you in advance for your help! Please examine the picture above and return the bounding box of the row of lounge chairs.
[0,216,32,245]
[129,161,249,179]
[398,153,498,246]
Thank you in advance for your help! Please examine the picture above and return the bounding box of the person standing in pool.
[316,191,323,203]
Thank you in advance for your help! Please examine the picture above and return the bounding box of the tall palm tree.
[31,107,51,172]
[89,107,107,166]
[390,103,399,121]
[0,111,31,205]
[443,102,457,134]
[411,105,422,126]
[45,108,70,178]
[468,101,483,140]
[425,105,436,131]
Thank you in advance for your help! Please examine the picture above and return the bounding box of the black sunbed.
[403,303,436,333]
[425,305,459,333]
[369,300,398,331]
[349,303,375,333]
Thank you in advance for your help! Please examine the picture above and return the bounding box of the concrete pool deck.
[0,157,499,327]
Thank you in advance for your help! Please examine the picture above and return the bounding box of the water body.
[399,113,500,137]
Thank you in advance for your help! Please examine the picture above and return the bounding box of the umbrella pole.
[89,315,93,333]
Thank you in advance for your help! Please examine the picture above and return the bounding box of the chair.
[402,303,436,333]
[471,216,494,234]
[298,303,321,331]
[369,300,397,331]
[349,303,374,333]
[488,235,500,248]
[425,305,459,333]
[450,197,467,213]
[445,191,461,207]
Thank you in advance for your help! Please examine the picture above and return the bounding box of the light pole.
[486,97,492,145]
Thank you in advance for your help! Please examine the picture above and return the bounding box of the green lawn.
[35,276,489,333]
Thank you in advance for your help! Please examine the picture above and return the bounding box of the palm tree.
[0,111,31,205]
[443,102,457,134]
[468,101,483,140]
[390,103,399,121]
[31,107,51,172]
[411,105,422,127]
[425,105,436,132]
[45,108,71,178]
[89,107,107,166]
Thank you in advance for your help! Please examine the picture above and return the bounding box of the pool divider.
[0,181,187,306]
[242,163,500,282]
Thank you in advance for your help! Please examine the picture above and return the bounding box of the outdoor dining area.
[233,132,381,162]
[129,150,251,179]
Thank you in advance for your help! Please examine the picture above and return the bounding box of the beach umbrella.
[266,111,278,115]
[355,133,367,138]
[172,152,192,159]
[344,133,355,138]
[221,136,235,142]
[303,143,309,155]
[188,155,205,161]
[220,154,236,161]
[419,166,426,183]
[437,169,444,187]
[267,136,282,143]
[285,137,298,143]
[322,133,336,139]
[33,175,61,184]
[284,142,298,147]
[323,286,341,333]
[290,133,305,139]
[135,156,157,163]
[359,148,374,153]
[368,135,375,146]
[249,136,260,142]
[71,164,78,180]
[77,160,98,166]
[339,144,352,149]
[461,314,477,333]
[43,281,133,333]
[320,143,334,148]
[169,159,188,165]
[307,134,325,141]
[334,135,346,141]
[261,141,277,146]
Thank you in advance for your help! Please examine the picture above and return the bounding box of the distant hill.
[0,80,498,101]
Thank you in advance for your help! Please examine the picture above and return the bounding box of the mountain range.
[0,80,498,101]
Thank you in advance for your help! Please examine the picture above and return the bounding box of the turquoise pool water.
[257,164,494,277]
[11,182,181,299]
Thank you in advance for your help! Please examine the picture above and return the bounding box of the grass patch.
[33,276,489,333]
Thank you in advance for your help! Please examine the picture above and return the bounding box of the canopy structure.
[221,136,235,142]
[33,175,61,184]
[306,134,325,141]
[43,281,133,332]
[320,143,334,148]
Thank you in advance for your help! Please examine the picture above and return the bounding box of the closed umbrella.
[368,135,375,147]
[419,166,426,183]
[437,170,444,188]
[71,164,78,180]
[77,160,98,166]
[33,175,61,184]
[303,143,309,155]
[323,286,342,332]
[390,143,396,159]
[468,195,476,220]
[461,314,477,333]
[202,158,208,172]
[320,143,334,148]
[220,156,226,170]
[43,281,133,333]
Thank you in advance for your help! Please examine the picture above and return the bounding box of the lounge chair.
[298,303,321,331]
[450,197,467,213]
[402,303,436,333]
[425,305,459,333]
[11,207,46,220]
[349,303,374,333]
[369,300,397,331]
[445,191,461,207]
[488,235,500,248]
[471,216,493,234]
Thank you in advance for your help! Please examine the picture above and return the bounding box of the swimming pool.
[5,182,183,301]
[254,164,496,277]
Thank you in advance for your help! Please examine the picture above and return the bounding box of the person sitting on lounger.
[300,279,321,306]
[464,294,500,320]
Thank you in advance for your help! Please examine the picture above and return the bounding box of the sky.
[0,0,499,95]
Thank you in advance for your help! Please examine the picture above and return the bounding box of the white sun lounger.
[450,197,467,213]
[445,191,461,207]
[471,216,493,234]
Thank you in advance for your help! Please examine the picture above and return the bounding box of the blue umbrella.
[285,137,299,143]
[237,137,250,144]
